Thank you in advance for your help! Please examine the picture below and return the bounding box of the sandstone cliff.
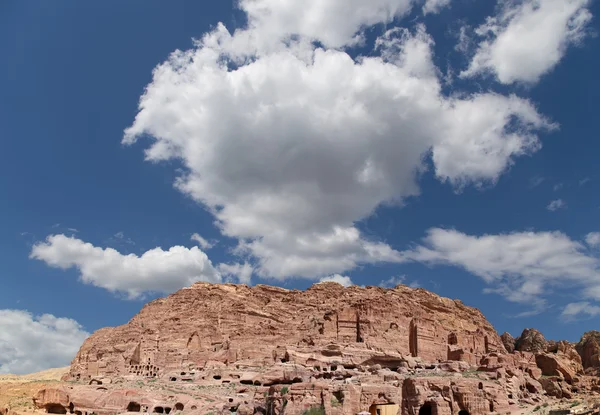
[65,282,505,382]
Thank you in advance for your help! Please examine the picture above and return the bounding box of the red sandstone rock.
[49,282,600,415]
[500,332,516,353]
[65,283,505,382]
[515,329,548,354]
[535,351,583,383]
[577,331,600,372]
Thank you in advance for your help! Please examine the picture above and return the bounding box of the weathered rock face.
[53,282,600,415]
[515,329,548,354]
[65,283,505,382]
[577,331,600,372]
[500,332,515,353]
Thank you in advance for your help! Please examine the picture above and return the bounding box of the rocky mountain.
[28,283,600,415]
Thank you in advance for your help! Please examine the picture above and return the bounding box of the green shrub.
[302,407,326,415]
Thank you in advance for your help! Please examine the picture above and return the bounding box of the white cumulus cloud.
[319,274,354,287]
[404,228,600,311]
[30,234,221,299]
[237,0,415,50]
[461,0,592,84]
[123,16,553,281]
[0,310,89,375]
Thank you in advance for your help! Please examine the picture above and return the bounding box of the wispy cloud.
[529,176,545,188]
[379,275,420,288]
[561,302,600,321]
[547,199,566,211]
[191,233,216,250]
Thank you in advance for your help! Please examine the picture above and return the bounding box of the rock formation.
[28,283,600,415]
[64,282,505,382]
[577,331,600,373]
[515,329,548,354]
[500,333,515,353]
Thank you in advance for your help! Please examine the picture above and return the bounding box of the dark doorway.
[46,405,67,414]
[458,410,470,415]
[409,319,418,357]
[175,403,184,411]
[418,403,432,415]
[127,402,141,412]
[153,407,164,414]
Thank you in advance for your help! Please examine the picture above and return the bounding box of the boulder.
[535,353,582,383]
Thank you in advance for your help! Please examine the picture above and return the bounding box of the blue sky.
[1,0,599,374]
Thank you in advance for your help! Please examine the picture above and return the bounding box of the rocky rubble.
[26,282,600,415]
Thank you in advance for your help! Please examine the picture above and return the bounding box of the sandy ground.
[0,368,68,413]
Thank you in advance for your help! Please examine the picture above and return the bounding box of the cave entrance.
[153,407,164,414]
[46,405,67,414]
[175,403,184,412]
[458,410,470,415]
[127,402,141,412]
[418,403,432,415]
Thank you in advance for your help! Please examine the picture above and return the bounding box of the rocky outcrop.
[515,329,548,354]
[64,282,505,382]
[577,331,600,372]
[500,332,515,353]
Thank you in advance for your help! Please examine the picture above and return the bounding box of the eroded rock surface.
[515,329,548,354]
[65,282,505,382]
[27,282,600,415]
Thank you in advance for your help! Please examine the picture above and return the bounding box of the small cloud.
[529,176,545,188]
[112,231,135,246]
[586,232,600,248]
[561,302,600,321]
[553,183,564,192]
[67,228,79,233]
[51,223,60,229]
[379,275,420,288]
[319,274,354,287]
[547,199,566,211]
[191,233,216,250]
[454,26,473,54]
[580,177,591,186]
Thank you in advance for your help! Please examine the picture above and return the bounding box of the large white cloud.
[237,0,414,50]
[0,310,89,375]
[30,234,221,298]
[404,228,600,311]
[123,18,552,280]
[461,0,592,84]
